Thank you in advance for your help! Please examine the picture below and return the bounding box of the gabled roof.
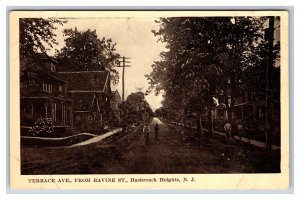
[36,52,59,64]
[91,94,101,112]
[21,53,66,83]
[58,71,109,92]
[111,89,122,101]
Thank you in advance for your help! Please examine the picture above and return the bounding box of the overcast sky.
[49,18,166,111]
[47,17,280,111]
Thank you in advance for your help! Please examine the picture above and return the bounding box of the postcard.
[9,10,289,190]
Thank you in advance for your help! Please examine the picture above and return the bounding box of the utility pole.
[136,87,143,93]
[265,16,275,150]
[117,56,131,131]
[117,56,131,100]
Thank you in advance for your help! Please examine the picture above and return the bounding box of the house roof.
[36,52,59,64]
[58,71,109,92]
[21,53,66,83]
[111,90,122,101]
[38,68,67,83]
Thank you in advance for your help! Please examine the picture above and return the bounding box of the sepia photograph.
[9,10,289,190]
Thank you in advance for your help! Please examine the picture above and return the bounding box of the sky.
[47,17,280,111]
[49,17,166,111]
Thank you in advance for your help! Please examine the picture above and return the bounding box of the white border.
[9,10,289,191]
[1,1,298,200]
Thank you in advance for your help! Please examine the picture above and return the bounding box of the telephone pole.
[265,16,275,150]
[117,56,131,131]
[117,56,131,101]
[136,87,143,93]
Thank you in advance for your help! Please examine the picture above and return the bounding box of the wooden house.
[58,71,112,133]
[20,53,73,130]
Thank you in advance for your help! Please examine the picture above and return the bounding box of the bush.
[29,117,54,136]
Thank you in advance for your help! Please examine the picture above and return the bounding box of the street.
[21,117,280,174]
[101,117,227,173]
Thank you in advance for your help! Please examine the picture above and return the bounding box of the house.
[233,91,268,122]
[20,53,73,133]
[58,71,112,133]
[110,90,122,125]
[210,90,271,123]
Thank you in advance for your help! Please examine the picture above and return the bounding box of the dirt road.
[100,118,255,174]
[21,118,280,174]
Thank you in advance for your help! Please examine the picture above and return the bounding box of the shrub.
[29,117,54,136]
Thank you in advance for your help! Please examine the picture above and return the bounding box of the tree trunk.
[199,114,204,137]
[196,113,200,130]
[265,16,275,149]
[228,73,236,123]
[224,87,230,122]
[208,109,214,137]
[228,107,233,123]
[196,113,203,136]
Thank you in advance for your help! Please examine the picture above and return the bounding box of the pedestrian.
[154,124,160,140]
[224,122,232,137]
[143,124,151,145]
[224,121,233,143]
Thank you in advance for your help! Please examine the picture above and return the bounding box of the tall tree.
[147,17,263,135]
[120,92,153,126]
[20,18,66,69]
[57,28,120,85]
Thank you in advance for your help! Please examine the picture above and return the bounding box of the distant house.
[20,53,73,130]
[110,90,122,125]
[58,71,111,133]
[211,94,267,123]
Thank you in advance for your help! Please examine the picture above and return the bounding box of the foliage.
[20,18,67,69]
[147,17,278,125]
[57,28,120,85]
[120,92,153,125]
[29,117,54,136]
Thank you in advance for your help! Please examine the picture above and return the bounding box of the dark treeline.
[147,17,280,144]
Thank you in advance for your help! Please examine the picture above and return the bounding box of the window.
[75,115,81,121]
[43,82,52,92]
[59,85,63,92]
[50,63,56,72]
[23,103,33,115]
[257,107,266,119]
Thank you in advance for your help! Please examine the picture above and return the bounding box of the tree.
[147,17,264,135]
[20,18,66,69]
[120,92,153,126]
[57,28,120,84]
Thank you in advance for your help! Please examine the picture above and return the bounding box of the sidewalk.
[163,119,280,150]
[21,133,97,141]
[70,128,122,147]
[209,129,280,150]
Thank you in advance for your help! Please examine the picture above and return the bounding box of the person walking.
[224,122,232,138]
[224,121,233,144]
[143,124,151,145]
[154,124,160,140]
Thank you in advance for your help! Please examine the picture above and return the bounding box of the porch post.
[45,104,48,117]
[70,109,73,127]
